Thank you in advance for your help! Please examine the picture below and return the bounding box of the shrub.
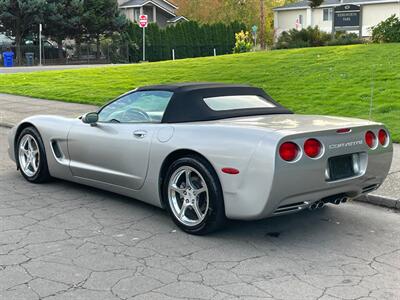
[274,26,331,49]
[326,32,364,46]
[233,30,253,53]
[274,26,365,49]
[372,15,400,43]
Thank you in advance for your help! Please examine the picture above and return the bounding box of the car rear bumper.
[224,140,393,220]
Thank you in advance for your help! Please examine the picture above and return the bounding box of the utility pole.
[259,0,266,50]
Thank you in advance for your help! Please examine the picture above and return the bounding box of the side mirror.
[82,112,98,126]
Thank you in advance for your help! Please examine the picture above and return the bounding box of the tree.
[43,0,84,59]
[259,0,266,49]
[174,0,301,48]
[82,0,127,59]
[308,0,324,8]
[174,0,259,26]
[0,0,46,64]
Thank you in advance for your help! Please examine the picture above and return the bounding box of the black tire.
[163,155,226,235]
[16,126,51,183]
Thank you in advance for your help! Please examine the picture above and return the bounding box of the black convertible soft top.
[137,83,292,123]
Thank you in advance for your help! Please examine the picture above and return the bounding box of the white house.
[118,0,188,28]
[274,0,400,37]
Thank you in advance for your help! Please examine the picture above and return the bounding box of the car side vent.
[51,141,63,159]
[362,184,379,194]
[274,202,308,214]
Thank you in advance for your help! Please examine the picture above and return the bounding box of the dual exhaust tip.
[309,201,325,210]
[309,196,349,210]
[332,196,348,205]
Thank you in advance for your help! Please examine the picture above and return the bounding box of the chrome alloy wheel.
[168,166,209,227]
[18,134,40,177]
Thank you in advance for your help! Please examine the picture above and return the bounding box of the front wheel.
[163,156,226,235]
[16,127,51,183]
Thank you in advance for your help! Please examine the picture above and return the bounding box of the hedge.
[124,21,246,62]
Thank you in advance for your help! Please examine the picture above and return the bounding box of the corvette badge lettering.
[329,140,363,149]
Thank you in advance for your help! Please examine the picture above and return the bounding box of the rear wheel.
[163,156,226,235]
[16,127,51,183]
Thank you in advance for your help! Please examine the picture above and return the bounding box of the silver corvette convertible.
[8,83,393,234]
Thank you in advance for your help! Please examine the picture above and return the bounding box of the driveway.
[0,93,97,128]
[1,126,399,300]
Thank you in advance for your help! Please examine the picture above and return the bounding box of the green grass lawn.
[0,43,399,141]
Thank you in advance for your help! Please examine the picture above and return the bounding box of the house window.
[143,6,154,22]
[298,14,303,25]
[133,8,140,21]
[323,8,333,21]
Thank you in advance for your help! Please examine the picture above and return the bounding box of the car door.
[67,90,173,190]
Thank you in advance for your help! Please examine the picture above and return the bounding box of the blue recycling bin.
[3,51,14,67]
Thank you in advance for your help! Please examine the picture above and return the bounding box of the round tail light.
[279,142,299,162]
[304,138,322,158]
[365,131,376,148]
[378,129,388,146]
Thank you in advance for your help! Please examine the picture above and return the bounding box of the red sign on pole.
[138,15,148,28]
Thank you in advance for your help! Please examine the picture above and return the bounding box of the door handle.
[133,130,147,138]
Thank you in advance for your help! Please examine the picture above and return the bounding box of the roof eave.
[120,0,177,16]
[167,16,189,23]
[273,0,399,11]
[162,0,178,9]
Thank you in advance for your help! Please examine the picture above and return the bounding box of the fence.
[0,41,228,67]
[0,42,131,67]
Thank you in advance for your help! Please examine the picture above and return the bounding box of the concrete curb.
[0,122,13,128]
[354,194,400,210]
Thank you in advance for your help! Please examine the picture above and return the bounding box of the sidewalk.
[0,64,125,74]
[358,149,400,209]
[0,93,97,127]
[0,93,398,208]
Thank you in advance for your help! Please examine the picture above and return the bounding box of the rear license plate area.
[328,154,355,181]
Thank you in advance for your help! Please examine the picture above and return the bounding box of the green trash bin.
[25,52,34,66]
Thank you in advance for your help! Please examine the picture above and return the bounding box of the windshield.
[98,91,173,123]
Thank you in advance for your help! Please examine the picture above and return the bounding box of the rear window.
[203,95,276,111]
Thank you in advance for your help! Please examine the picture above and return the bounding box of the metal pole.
[359,5,363,38]
[172,49,175,60]
[142,27,145,61]
[126,42,129,63]
[213,48,216,56]
[369,65,374,120]
[39,24,42,66]
[331,9,335,39]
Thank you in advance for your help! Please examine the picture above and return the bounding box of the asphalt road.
[1,126,399,300]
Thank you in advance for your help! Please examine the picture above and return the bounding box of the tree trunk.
[259,0,266,50]
[15,30,23,66]
[96,36,101,60]
[75,36,81,59]
[57,38,64,60]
